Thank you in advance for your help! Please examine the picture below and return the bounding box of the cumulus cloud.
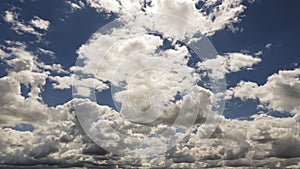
[3,10,50,38]
[83,0,246,36]
[30,16,51,30]
[87,0,121,13]
[66,4,230,157]
[228,68,300,114]
[3,10,41,37]
[163,113,300,168]
[0,41,68,126]
[198,52,262,79]
[0,99,299,167]
[66,0,86,11]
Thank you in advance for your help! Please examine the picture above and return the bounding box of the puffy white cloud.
[0,41,68,126]
[0,97,299,167]
[165,114,300,168]
[50,75,108,97]
[83,0,246,36]
[75,33,163,83]
[228,68,300,114]
[3,10,15,23]
[30,16,51,30]
[198,52,262,79]
[66,0,86,11]
[0,63,56,126]
[146,0,245,35]
[87,0,121,13]
[0,101,81,165]
[227,81,259,100]
[0,76,23,107]
[3,10,42,37]
[66,0,255,157]
[0,76,51,126]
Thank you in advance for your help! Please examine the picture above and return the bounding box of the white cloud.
[0,48,9,59]
[67,0,85,11]
[66,0,257,157]
[87,0,121,13]
[0,41,69,126]
[30,16,51,30]
[3,10,42,37]
[0,75,51,126]
[37,47,56,59]
[228,68,300,114]
[198,52,262,79]
[265,43,272,49]
[50,75,108,94]
[0,98,299,167]
[3,10,15,22]
[3,10,50,38]
[166,114,300,168]
[83,0,246,36]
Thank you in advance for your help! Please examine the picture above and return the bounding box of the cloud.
[0,41,68,126]
[36,47,56,59]
[65,0,258,158]
[50,75,108,97]
[0,102,81,165]
[87,0,121,13]
[265,43,272,49]
[271,136,300,158]
[248,0,256,4]
[82,0,246,36]
[30,16,51,30]
[164,114,300,168]
[3,10,42,37]
[198,52,262,79]
[3,10,50,39]
[0,97,299,168]
[66,0,86,11]
[228,68,300,114]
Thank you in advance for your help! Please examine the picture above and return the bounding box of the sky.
[0,0,300,168]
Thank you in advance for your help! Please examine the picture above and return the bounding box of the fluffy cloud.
[87,0,122,13]
[83,0,246,36]
[0,41,67,126]
[162,114,300,168]
[67,6,228,157]
[228,68,300,114]
[50,75,108,98]
[198,52,262,79]
[66,0,86,11]
[30,16,51,30]
[58,0,260,159]
[1,99,299,167]
[0,75,51,126]
[3,11,41,37]
[3,10,50,38]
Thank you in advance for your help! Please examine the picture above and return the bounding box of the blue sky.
[212,0,300,119]
[0,0,300,168]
